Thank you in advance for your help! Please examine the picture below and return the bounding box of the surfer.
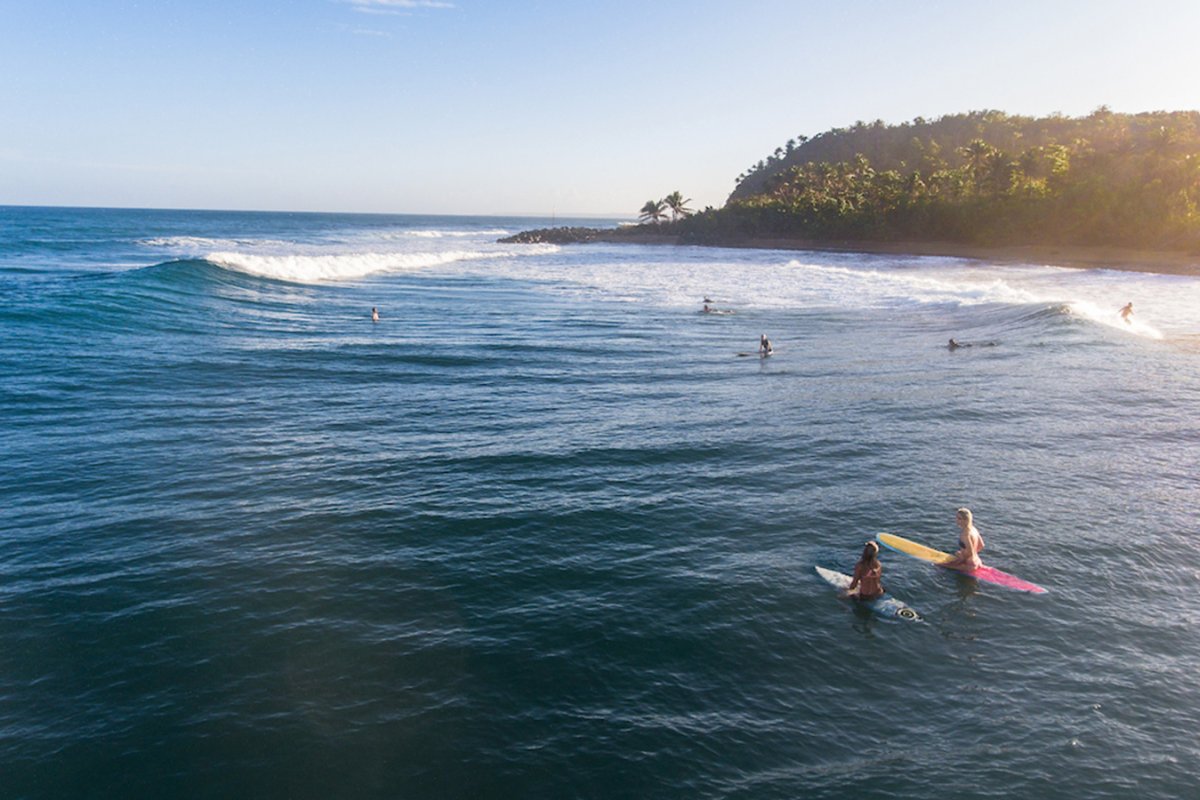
[1119,302,1133,324]
[844,541,885,601]
[950,337,997,349]
[944,507,985,571]
[759,334,773,356]
[372,307,380,323]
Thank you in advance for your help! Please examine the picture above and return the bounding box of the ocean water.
[2,206,1199,799]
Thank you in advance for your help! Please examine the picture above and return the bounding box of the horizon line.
[0,202,637,220]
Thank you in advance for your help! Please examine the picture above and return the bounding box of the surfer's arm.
[843,564,863,596]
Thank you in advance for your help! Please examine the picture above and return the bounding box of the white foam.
[1065,300,1164,339]
[148,223,1197,335]
[141,236,293,251]
[205,249,503,283]
[459,246,1199,335]
[775,261,1050,308]
[402,229,511,239]
[482,252,1053,312]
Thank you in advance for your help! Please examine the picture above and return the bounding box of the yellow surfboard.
[877,532,953,565]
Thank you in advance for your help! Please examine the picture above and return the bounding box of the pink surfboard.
[876,532,1048,594]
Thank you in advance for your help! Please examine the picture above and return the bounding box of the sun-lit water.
[2,206,1199,799]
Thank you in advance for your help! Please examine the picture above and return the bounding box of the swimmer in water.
[759,334,773,356]
[1119,302,1133,324]
[844,541,885,601]
[950,338,997,349]
[943,507,984,571]
[372,307,380,323]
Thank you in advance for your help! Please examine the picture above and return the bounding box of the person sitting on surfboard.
[844,541,885,601]
[759,334,773,356]
[944,507,984,571]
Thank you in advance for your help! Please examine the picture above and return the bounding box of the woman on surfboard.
[844,541,885,601]
[944,507,984,571]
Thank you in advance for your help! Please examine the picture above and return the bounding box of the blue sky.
[2,0,1198,216]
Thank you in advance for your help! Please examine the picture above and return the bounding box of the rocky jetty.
[498,226,606,244]
[499,225,683,246]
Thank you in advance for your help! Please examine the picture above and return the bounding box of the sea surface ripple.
[1,207,1199,799]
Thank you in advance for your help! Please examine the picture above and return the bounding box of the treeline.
[672,109,1200,251]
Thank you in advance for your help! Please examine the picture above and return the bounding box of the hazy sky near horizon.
[2,0,1199,217]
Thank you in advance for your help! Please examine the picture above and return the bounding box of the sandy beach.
[729,239,1200,277]
[586,229,1200,277]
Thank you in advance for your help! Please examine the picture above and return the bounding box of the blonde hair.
[956,507,973,525]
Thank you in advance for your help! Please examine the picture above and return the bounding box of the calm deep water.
[2,206,1199,799]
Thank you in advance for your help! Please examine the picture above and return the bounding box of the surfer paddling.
[844,541,885,601]
[943,507,984,571]
[949,337,998,350]
[1119,302,1134,324]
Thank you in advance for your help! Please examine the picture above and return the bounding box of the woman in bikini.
[944,507,984,571]
[845,541,885,601]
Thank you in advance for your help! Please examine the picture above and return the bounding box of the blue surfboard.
[815,565,922,621]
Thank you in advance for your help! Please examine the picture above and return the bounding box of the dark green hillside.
[677,109,1200,251]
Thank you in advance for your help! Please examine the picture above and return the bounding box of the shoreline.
[693,238,1200,277]
[502,227,1200,277]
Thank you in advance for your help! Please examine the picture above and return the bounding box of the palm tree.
[639,199,667,224]
[958,138,997,191]
[664,191,694,221]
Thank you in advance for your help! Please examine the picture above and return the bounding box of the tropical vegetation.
[638,198,667,224]
[663,109,1200,251]
[639,191,693,224]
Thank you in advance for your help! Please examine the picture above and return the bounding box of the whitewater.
[126,214,1195,341]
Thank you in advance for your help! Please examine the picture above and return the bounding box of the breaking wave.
[204,249,507,283]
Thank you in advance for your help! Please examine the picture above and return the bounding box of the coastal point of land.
[503,110,1200,278]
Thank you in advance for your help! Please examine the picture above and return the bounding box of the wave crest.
[204,249,491,282]
[141,236,294,250]
[402,229,511,239]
